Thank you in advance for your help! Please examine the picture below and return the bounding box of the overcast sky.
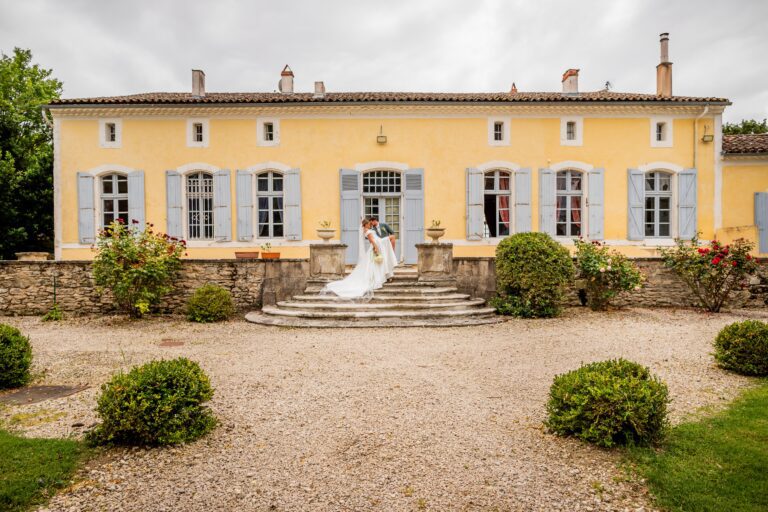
[1,0,765,122]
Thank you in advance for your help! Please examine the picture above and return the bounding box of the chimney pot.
[510,82,518,93]
[313,81,326,98]
[562,68,579,94]
[192,69,205,97]
[656,33,673,97]
[279,65,294,94]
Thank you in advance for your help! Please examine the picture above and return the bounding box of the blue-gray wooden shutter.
[165,171,183,239]
[588,168,604,240]
[756,192,768,253]
[236,170,253,241]
[404,168,425,264]
[627,168,645,240]
[678,168,697,240]
[77,172,95,244]
[466,168,483,240]
[538,168,555,235]
[340,169,361,264]
[213,169,232,241]
[127,171,145,229]
[514,168,531,233]
[284,168,302,241]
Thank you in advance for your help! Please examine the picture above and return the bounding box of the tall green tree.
[0,48,62,259]
[723,118,768,135]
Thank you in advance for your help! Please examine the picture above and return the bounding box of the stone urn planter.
[235,251,260,259]
[316,228,336,243]
[426,227,446,243]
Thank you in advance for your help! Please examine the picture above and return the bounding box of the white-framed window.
[483,170,512,238]
[256,171,285,238]
[560,116,583,146]
[650,116,673,147]
[644,171,673,237]
[186,118,209,148]
[98,118,122,148]
[488,117,510,146]
[186,171,214,239]
[100,173,128,227]
[257,118,280,146]
[556,169,584,236]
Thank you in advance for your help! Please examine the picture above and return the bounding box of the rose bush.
[660,236,758,312]
[574,239,644,310]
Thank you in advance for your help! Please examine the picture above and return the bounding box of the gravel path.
[1,307,763,512]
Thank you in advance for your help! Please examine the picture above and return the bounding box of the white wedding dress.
[321,228,397,300]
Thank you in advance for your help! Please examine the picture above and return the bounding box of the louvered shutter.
[466,168,483,240]
[77,172,95,244]
[404,168,424,264]
[627,168,645,240]
[678,168,697,240]
[284,168,302,241]
[127,171,145,229]
[166,171,183,239]
[514,168,531,233]
[538,168,555,235]
[213,169,232,241]
[340,169,361,264]
[236,170,253,241]
[756,192,768,253]
[588,168,604,240]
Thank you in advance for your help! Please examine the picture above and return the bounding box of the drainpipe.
[693,105,709,169]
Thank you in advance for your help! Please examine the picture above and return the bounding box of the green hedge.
[87,358,216,446]
[0,324,33,389]
[714,320,768,376]
[186,284,235,323]
[546,359,669,447]
[490,232,573,318]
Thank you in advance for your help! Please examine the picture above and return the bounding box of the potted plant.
[426,220,446,243]
[316,220,336,243]
[235,250,260,259]
[260,243,280,259]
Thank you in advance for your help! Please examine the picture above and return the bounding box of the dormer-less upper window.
[488,117,510,146]
[257,118,280,146]
[650,116,673,147]
[656,122,666,142]
[105,123,116,142]
[493,122,504,141]
[99,119,122,148]
[193,123,204,142]
[566,121,576,141]
[186,119,209,147]
[264,122,274,142]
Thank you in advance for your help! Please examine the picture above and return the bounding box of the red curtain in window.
[499,195,510,228]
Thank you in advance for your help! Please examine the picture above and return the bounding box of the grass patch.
[0,429,90,511]
[628,382,768,512]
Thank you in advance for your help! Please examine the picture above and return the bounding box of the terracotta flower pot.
[261,252,280,259]
[235,251,260,259]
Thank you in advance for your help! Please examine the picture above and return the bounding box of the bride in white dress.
[322,218,397,300]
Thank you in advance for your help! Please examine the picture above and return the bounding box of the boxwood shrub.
[186,284,235,323]
[0,324,33,389]
[713,320,768,376]
[490,232,573,318]
[88,358,216,446]
[546,359,669,447]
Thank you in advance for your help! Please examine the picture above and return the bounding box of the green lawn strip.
[627,382,768,512]
[0,429,90,512]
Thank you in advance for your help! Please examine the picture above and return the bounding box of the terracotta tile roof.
[49,90,729,106]
[723,134,768,155]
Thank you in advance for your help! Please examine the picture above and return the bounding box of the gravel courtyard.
[1,308,764,512]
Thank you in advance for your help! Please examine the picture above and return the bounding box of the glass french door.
[364,196,401,260]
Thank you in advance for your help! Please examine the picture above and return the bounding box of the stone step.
[245,312,501,328]
[276,299,486,311]
[290,293,473,303]
[304,286,459,295]
[259,306,496,320]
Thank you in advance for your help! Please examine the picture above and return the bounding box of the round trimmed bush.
[546,359,669,447]
[491,232,573,318]
[186,284,235,323]
[88,358,216,446]
[0,324,33,389]
[714,320,768,376]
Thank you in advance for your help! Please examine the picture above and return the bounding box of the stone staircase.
[245,266,500,328]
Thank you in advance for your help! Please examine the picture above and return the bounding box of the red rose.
[712,257,721,265]
[732,261,738,267]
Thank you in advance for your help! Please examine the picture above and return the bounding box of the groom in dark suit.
[370,217,396,250]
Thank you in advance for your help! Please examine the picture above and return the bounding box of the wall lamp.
[376,125,387,144]
[701,125,714,143]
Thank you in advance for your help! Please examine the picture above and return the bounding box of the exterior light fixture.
[701,125,714,143]
[376,125,387,144]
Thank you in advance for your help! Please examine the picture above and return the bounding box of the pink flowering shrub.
[574,239,644,311]
[660,236,758,312]
[93,219,185,317]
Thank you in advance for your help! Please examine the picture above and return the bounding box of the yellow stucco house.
[47,34,768,264]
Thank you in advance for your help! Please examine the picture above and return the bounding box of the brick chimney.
[192,69,205,97]
[313,81,325,99]
[562,69,579,94]
[279,65,294,94]
[656,33,673,97]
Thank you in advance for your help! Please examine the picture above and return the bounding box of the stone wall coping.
[0,258,310,265]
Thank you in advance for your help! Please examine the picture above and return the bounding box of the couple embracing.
[322,217,397,300]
